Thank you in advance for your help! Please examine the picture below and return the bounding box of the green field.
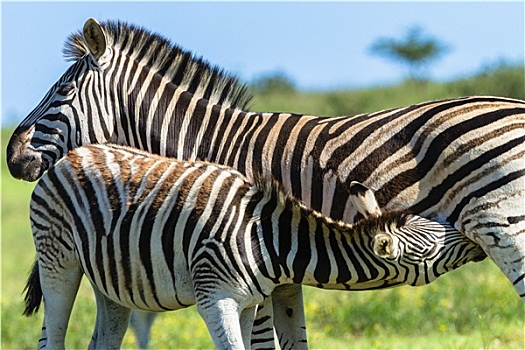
[2,64,524,349]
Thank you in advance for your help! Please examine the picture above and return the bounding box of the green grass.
[2,64,525,349]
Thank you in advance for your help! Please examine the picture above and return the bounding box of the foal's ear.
[349,181,381,217]
[83,18,107,61]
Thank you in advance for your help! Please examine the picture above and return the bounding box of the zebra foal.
[25,144,485,349]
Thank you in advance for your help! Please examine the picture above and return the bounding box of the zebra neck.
[268,203,378,289]
[118,68,318,186]
[204,110,310,180]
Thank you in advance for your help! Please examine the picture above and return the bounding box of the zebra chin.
[409,248,487,287]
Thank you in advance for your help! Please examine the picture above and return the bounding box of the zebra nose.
[6,131,23,174]
[6,130,43,181]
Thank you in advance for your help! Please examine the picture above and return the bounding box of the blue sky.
[2,1,524,126]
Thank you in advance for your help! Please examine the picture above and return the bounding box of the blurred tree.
[370,25,450,81]
[251,71,296,94]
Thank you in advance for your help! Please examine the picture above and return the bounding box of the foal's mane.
[252,174,411,239]
[63,20,252,109]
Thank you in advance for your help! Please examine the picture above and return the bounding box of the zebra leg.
[196,296,246,349]
[466,220,525,299]
[251,296,279,349]
[88,288,131,350]
[240,305,257,349]
[457,180,525,300]
[129,310,158,349]
[37,319,47,350]
[39,264,82,349]
[272,285,308,349]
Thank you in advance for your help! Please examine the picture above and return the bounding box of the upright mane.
[63,20,252,109]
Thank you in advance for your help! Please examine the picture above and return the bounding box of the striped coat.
[26,144,485,349]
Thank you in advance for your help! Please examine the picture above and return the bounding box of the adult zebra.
[7,18,525,347]
[24,143,486,349]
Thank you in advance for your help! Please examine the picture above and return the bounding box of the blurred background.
[2,1,524,349]
[2,1,524,125]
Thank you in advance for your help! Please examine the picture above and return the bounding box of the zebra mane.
[252,174,411,238]
[63,20,252,109]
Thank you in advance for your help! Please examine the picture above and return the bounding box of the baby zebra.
[25,144,485,349]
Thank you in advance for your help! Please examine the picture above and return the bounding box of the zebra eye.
[57,83,76,96]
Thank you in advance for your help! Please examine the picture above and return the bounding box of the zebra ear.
[373,233,397,259]
[83,18,107,61]
[349,181,381,217]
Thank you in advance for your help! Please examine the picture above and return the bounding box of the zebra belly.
[76,234,196,312]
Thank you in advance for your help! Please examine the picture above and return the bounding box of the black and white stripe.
[26,144,485,349]
[7,18,525,348]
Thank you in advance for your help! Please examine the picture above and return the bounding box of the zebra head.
[7,18,251,183]
[7,18,116,181]
[349,181,486,285]
[371,214,486,286]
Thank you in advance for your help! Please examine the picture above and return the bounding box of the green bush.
[250,63,525,116]
[448,62,525,99]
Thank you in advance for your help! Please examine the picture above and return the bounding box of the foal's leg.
[88,288,131,350]
[129,310,158,349]
[251,287,307,350]
[240,305,257,349]
[250,296,278,350]
[196,295,246,350]
[272,285,308,349]
[39,263,82,350]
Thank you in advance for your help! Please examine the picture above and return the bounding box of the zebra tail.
[22,259,42,317]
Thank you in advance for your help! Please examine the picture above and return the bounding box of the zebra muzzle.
[6,129,45,182]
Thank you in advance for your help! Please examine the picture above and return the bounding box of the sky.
[1,1,524,126]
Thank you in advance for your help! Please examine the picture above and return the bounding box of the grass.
[2,64,525,348]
